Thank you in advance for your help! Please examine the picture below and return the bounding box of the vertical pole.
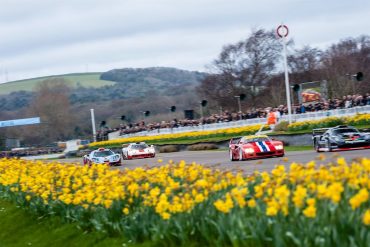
[237,97,241,112]
[282,35,292,124]
[235,96,242,120]
[90,109,96,142]
[200,104,203,119]
[298,86,303,104]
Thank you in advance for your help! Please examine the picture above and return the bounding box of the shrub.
[274,121,289,131]
[188,143,218,151]
[159,145,179,153]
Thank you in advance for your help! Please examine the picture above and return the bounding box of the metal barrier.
[108,105,370,140]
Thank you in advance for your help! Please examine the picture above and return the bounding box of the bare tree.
[321,35,370,97]
[25,78,74,144]
[288,46,322,83]
[198,28,282,110]
[258,75,286,107]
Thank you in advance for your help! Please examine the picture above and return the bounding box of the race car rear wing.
[312,128,329,137]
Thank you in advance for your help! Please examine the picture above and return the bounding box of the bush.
[188,143,218,151]
[274,121,289,131]
[159,145,179,153]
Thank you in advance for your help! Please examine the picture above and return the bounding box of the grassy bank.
[0,200,144,247]
[0,73,115,95]
[284,146,312,151]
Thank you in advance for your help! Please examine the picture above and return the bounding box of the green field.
[0,73,116,95]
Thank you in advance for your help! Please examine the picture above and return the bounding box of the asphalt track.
[114,149,369,173]
[29,148,369,174]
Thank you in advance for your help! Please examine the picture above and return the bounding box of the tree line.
[198,28,370,111]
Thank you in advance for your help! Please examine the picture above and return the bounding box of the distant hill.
[99,67,206,98]
[0,72,115,95]
[0,67,207,110]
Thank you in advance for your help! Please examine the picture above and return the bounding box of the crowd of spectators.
[95,92,370,138]
[295,93,370,114]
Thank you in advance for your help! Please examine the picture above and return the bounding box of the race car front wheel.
[314,141,321,152]
[230,150,236,161]
[326,140,333,152]
[239,149,244,161]
[121,152,127,160]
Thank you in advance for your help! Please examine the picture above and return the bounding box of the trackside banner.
[0,117,41,128]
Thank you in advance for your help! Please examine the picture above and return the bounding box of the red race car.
[229,135,285,161]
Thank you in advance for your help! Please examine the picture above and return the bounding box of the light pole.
[277,24,292,124]
[90,109,97,142]
[234,95,242,120]
[234,96,241,112]
[200,100,207,119]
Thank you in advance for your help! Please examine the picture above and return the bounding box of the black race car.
[312,125,370,152]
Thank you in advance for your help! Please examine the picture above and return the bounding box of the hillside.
[100,67,206,97]
[0,73,115,95]
[0,67,207,110]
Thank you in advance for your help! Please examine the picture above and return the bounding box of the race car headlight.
[244,148,255,154]
[92,158,100,163]
[112,155,119,161]
[275,145,284,150]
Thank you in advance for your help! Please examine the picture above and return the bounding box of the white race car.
[83,148,121,166]
[121,142,156,160]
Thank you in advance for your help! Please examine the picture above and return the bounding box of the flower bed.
[287,113,370,131]
[89,124,265,148]
[0,157,369,246]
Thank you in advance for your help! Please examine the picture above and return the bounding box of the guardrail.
[108,105,370,140]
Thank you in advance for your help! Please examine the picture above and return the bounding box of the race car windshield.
[333,128,359,134]
[243,137,270,143]
[94,150,114,157]
[131,144,148,150]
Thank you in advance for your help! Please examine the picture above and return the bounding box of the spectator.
[274,108,281,122]
[300,104,306,114]
[345,95,353,108]
[267,109,277,130]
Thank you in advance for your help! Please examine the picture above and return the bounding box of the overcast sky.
[0,0,369,83]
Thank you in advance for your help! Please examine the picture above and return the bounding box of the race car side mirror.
[150,145,154,148]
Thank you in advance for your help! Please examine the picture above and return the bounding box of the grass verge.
[0,200,147,247]
[284,146,312,151]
